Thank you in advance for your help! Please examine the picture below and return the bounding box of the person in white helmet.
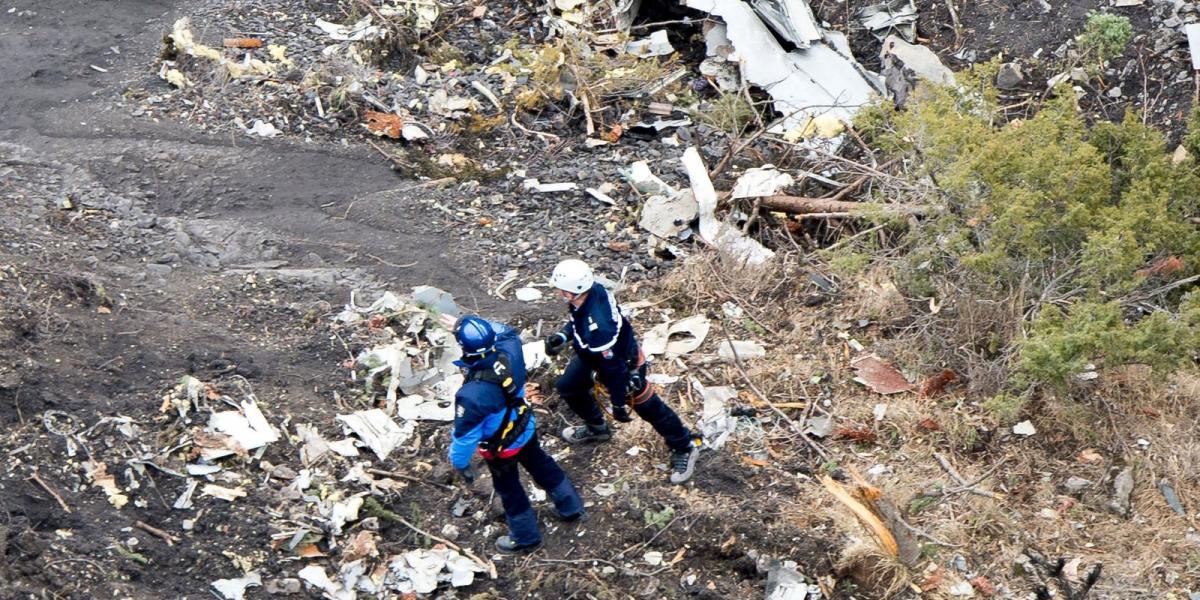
[544,259,701,485]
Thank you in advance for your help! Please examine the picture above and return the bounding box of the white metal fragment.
[211,571,262,600]
[201,484,247,502]
[1187,24,1200,69]
[750,0,822,48]
[514,287,543,302]
[692,378,737,450]
[523,178,578,193]
[208,399,279,454]
[173,479,198,509]
[314,16,382,42]
[336,409,413,460]
[684,0,879,135]
[246,120,281,138]
[881,35,955,85]
[1013,421,1037,437]
[639,193,698,239]
[717,339,766,361]
[681,147,775,265]
[731,165,794,199]
[642,314,711,358]
[625,30,675,57]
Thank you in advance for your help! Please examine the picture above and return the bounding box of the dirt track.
[0,1,525,596]
[0,2,841,598]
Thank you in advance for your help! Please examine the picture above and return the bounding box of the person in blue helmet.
[447,315,584,553]
[544,259,702,485]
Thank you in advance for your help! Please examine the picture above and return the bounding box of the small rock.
[441,523,460,541]
[996,62,1024,89]
[1107,86,1123,98]
[265,578,302,595]
[271,465,298,480]
[1064,476,1092,493]
[1165,15,1183,27]
[1109,466,1134,516]
[145,263,172,276]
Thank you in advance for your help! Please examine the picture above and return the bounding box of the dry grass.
[637,247,1200,598]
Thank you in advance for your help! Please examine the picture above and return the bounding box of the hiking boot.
[556,509,587,523]
[495,535,542,554]
[668,440,701,485]
[561,423,612,444]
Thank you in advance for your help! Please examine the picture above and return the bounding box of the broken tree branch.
[933,452,1003,499]
[366,467,456,491]
[364,497,497,579]
[715,317,829,461]
[28,471,71,513]
[744,194,929,217]
[134,520,179,546]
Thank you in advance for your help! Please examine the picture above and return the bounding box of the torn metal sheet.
[523,340,550,371]
[315,16,383,42]
[750,0,822,48]
[207,399,279,454]
[395,393,454,421]
[625,30,674,57]
[298,564,352,600]
[643,314,711,357]
[704,21,732,57]
[386,547,488,594]
[692,378,737,450]
[324,494,364,535]
[850,354,914,394]
[632,117,692,132]
[858,0,918,42]
[699,58,741,92]
[212,571,262,600]
[623,161,676,195]
[639,193,698,239]
[610,0,643,28]
[717,339,766,361]
[585,186,618,205]
[765,561,811,600]
[354,341,412,406]
[881,35,955,86]
[297,424,331,465]
[329,438,361,457]
[411,285,460,317]
[173,479,199,509]
[681,147,775,265]
[1187,23,1200,70]
[804,415,833,438]
[523,178,578,193]
[201,483,247,502]
[731,165,794,199]
[186,462,222,476]
[685,0,880,136]
[336,409,413,460]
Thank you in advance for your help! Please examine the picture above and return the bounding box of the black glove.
[455,463,478,484]
[544,332,569,356]
[611,404,634,423]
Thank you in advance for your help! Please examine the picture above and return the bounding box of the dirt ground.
[0,2,837,598]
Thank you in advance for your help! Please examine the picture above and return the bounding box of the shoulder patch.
[456,404,465,418]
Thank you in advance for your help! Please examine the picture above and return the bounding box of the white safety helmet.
[550,259,594,294]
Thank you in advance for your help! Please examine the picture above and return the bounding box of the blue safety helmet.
[454,315,496,363]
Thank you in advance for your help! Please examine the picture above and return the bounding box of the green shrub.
[856,63,1200,393]
[1078,13,1133,64]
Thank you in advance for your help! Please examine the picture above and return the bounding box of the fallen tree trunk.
[753,194,929,216]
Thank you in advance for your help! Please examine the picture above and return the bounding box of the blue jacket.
[448,321,533,468]
[564,282,640,408]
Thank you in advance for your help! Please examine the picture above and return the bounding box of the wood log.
[754,194,929,216]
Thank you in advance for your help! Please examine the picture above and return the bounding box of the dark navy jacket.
[448,321,532,468]
[564,282,639,407]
